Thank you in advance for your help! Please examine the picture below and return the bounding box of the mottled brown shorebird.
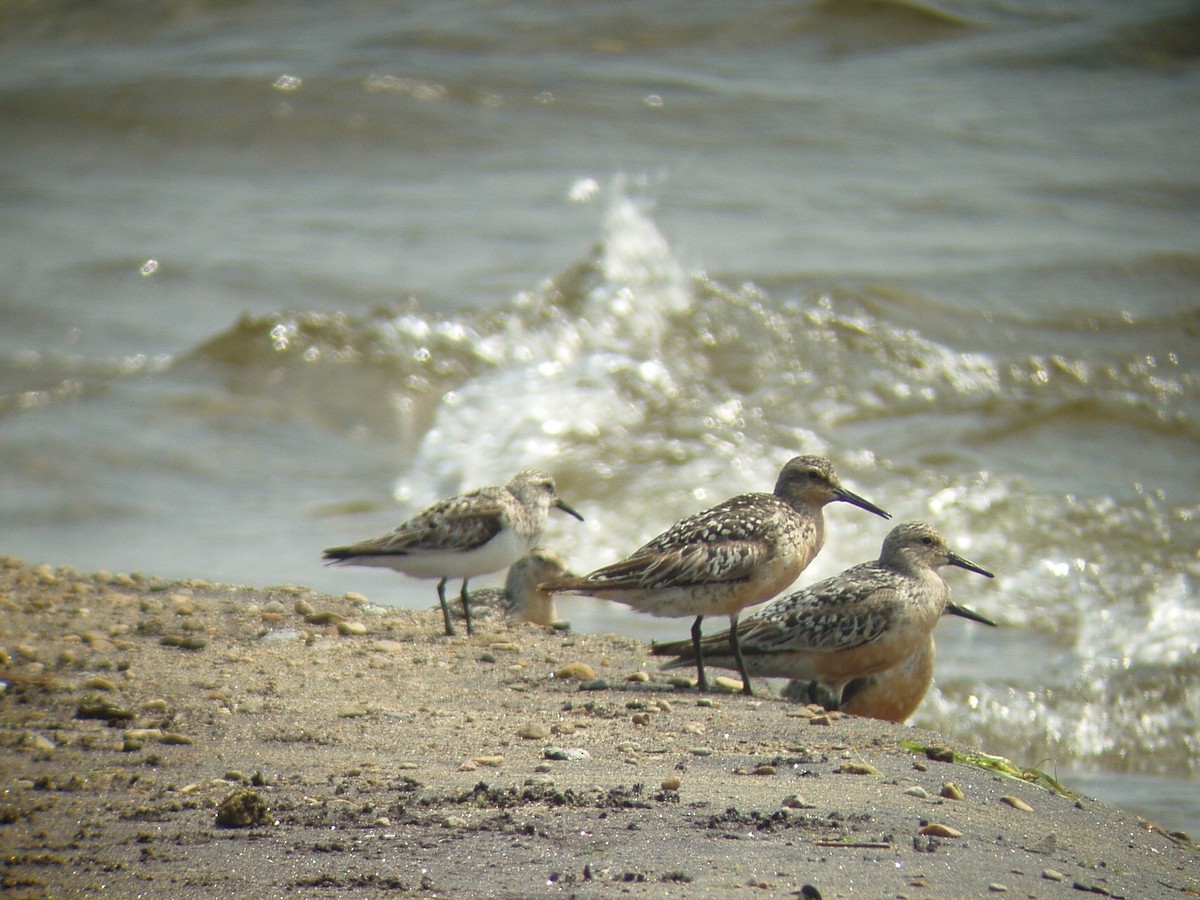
[542,455,890,695]
[652,521,994,708]
[323,470,583,636]
[464,547,573,627]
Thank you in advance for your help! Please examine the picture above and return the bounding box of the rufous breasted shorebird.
[652,521,993,706]
[542,455,890,695]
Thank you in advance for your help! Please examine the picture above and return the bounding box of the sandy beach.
[1,556,1195,898]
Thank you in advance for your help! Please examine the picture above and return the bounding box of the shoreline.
[1,557,1196,898]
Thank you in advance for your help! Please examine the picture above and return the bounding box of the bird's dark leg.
[437,577,456,636]
[459,578,473,636]
[691,615,707,692]
[728,613,754,696]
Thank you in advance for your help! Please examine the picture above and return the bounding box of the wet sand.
[1,557,1195,898]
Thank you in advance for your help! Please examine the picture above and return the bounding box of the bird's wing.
[555,539,768,593]
[339,491,505,557]
[739,586,901,654]
[635,494,777,554]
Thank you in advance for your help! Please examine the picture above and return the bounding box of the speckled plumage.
[465,547,572,627]
[780,599,997,722]
[543,456,890,694]
[323,470,583,636]
[653,521,994,709]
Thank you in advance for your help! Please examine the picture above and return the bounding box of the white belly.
[346,527,532,580]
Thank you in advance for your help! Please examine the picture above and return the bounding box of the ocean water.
[2,0,1198,836]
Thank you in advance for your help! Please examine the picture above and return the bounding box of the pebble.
[442,815,467,828]
[472,755,505,767]
[160,635,207,650]
[925,745,956,763]
[903,786,929,799]
[941,782,965,800]
[553,662,596,681]
[525,775,555,787]
[83,676,118,692]
[518,723,549,740]
[550,722,576,735]
[305,611,345,626]
[1000,795,1034,812]
[76,696,134,722]
[783,794,816,809]
[1042,869,1066,882]
[988,885,1008,893]
[808,714,832,726]
[293,599,315,616]
[337,621,368,636]
[33,563,59,584]
[631,712,651,726]
[840,762,881,776]
[29,734,55,754]
[543,747,589,761]
[668,675,696,689]
[159,732,193,745]
[262,600,287,615]
[258,628,303,644]
[661,775,682,791]
[713,676,743,693]
[752,765,777,776]
[578,679,609,691]
[626,671,650,683]
[682,722,705,735]
[125,728,164,743]
[690,747,714,757]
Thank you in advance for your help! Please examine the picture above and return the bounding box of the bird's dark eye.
[921,536,934,545]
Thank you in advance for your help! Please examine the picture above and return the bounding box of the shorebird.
[541,455,890,695]
[464,547,573,627]
[651,521,994,707]
[779,601,996,722]
[323,470,583,636]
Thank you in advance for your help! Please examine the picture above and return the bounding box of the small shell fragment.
[1000,795,1034,812]
[918,823,963,838]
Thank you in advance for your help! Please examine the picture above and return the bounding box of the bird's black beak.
[556,498,585,522]
[948,551,993,578]
[835,486,891,520]
[945,601,997,626]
